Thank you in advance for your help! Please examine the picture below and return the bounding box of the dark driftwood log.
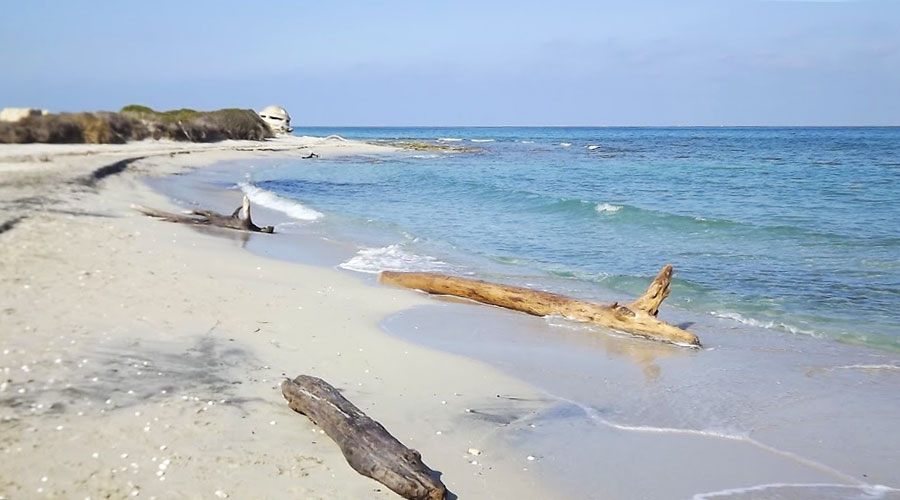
[282,375,447,500]
[134,195,274,233]
[380,264,700,347]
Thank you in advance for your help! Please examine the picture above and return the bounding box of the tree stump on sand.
[282,375,448,500]
[379,264,700,347]
[133,195,274,233]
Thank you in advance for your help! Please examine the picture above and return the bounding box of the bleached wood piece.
[379,264,699,346]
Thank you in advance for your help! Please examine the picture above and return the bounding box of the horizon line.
[291,124,900,128]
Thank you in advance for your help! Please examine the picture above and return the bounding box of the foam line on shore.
[564,399,862,485]
[686,482,899,500]
[477,388,870,489]
[833,364,900,372]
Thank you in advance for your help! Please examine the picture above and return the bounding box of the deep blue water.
[249,127,900,350]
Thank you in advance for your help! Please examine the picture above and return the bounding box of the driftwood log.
[134,195,274,233]
[282,375,447,500]
[380,264,700,346]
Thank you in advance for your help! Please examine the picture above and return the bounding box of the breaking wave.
[595,203,622,213]
[238,182,323,221]
[710,311,819,338]
[339,244,449,274]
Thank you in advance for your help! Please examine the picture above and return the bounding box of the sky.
[1,0,898,126]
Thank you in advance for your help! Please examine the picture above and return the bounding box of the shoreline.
[0,138,556,500]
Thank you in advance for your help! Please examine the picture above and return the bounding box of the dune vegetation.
[0,106,273,144]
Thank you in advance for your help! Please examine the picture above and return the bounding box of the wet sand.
[384,301,900,499]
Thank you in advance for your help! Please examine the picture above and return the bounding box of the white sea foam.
[587,145,602,150]
[535,395,859,485]
[238,183,323,221]
[834,364,900,372]
[710,311,819,338]
[544,315,701,348]
[470,139,495,143]
[687,483,898,500]
[520,140,535,144]
[339,244,448,274]
[583,411,858,483]
[595,203,622,214]
[437,137,463,142]
[559,142,572,147]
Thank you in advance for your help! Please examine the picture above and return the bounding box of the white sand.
[0,138,554,499]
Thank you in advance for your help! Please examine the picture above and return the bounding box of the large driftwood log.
[282,375,448,500]
[134,195,274,233]
[380,264,700,346]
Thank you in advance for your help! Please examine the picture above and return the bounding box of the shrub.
[120,104,154,114]
[0,107,270,144]
[0,114,84,143]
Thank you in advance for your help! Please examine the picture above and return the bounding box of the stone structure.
[0,108,49,122]
[258,105,292,134]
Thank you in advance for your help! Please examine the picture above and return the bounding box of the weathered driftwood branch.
[282,375,448,500]
[133,195,274,233]
[379,264,700,346]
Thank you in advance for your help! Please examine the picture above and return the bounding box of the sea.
[160,127,900,499]
[248,127,900,352]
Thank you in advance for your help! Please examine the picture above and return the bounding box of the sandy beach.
[0,137,555,500]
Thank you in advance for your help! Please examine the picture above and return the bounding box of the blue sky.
[2,0,898,125]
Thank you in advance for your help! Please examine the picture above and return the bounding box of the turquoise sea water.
[246,127,900,351]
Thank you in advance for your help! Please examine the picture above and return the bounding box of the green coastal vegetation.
[0,106,272,144]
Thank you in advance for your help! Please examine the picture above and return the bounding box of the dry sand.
[0,137,555,500]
